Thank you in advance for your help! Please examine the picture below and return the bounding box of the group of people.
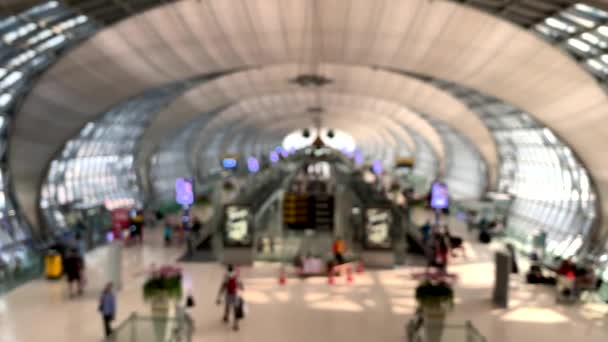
[466,211,505,243]
[420,221,465,273]
[554,257,600,300]
[164,216,202,246]
[96,263,246,338]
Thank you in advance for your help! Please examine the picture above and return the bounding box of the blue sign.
[222,157,238,169]
[430,182,449,209]
[175,178,194,206]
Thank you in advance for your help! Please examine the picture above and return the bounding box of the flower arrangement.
[142,265,183,301]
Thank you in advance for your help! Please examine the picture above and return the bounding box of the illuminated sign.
[365,208,392,249]
[247,157,259,173]
[269,151,280,163]
[224,206,252,245]
[222,157,238,169]
[276,146,289,158]
[175,178,194,206]
[430,181,449,209]
[372,160,383,175]
[354,149,364,165]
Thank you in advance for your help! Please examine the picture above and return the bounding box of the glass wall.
[40,82,188,233]
[0,1,98,288]
[423,115,487,201]
[150,117,206,203]
[433,79,597,258]
[533,3,608,79]
[407,128,439,194]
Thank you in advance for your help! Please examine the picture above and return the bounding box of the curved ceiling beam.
[150,109,447,201]
[137,63,492,184]
[190,111,406,180]
[185,93,444,175]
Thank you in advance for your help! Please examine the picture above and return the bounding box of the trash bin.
[45,250,62,279]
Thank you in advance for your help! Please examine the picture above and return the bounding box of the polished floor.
[0,219,607,341]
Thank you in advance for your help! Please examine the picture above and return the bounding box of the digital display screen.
[430,182,449,209]
[175,178,194,206]
[224,206,252,246]
[222,158,238,169]
[365,208,392,249]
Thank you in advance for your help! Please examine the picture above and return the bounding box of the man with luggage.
[216,264,244,331]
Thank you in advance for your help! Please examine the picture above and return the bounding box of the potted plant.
[143,265,183,315]
[142,265,183,339]
[415,280,454,342]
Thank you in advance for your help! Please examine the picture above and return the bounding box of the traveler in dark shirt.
[64,249,83,297]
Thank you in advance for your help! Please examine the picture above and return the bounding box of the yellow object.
[395,157,415,168]
[45,252,63,279]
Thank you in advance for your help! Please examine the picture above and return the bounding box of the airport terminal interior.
[2,0,608,341]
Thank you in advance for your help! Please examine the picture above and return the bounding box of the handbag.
[186,295,195,308]
[235,297,246,319]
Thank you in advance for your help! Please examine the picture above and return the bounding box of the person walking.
[433,228,450,273]
[64,249,83,297]
[332,237,346,264]
[98,282,116,338]
[191,216,202,238]
[164,220,173,246]
[216,264,243,331]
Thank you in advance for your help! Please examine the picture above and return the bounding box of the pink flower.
[148,264,182,280]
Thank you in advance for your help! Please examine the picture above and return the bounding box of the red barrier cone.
[328,267,335,285]
[279,268,286,286]
[346,266,354,283]
[356,260,364,274]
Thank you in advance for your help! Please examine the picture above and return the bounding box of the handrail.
[406,319,486,342]
[107,311,193,342]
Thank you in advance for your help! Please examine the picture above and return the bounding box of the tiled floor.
[0,220,607,342]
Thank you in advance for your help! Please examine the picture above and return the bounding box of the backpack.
[226,275,238,294]
[186,294,195,308]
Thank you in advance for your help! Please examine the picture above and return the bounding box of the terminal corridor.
[1,1,608,341]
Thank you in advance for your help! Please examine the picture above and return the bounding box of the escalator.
[181,167,292,262]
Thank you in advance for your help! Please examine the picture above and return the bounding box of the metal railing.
[0,261,42,295]
[406,319,486,342]
[108,312,193,342]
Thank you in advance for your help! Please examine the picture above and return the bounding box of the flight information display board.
[224,205,252,246]
[364,208,392,249]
